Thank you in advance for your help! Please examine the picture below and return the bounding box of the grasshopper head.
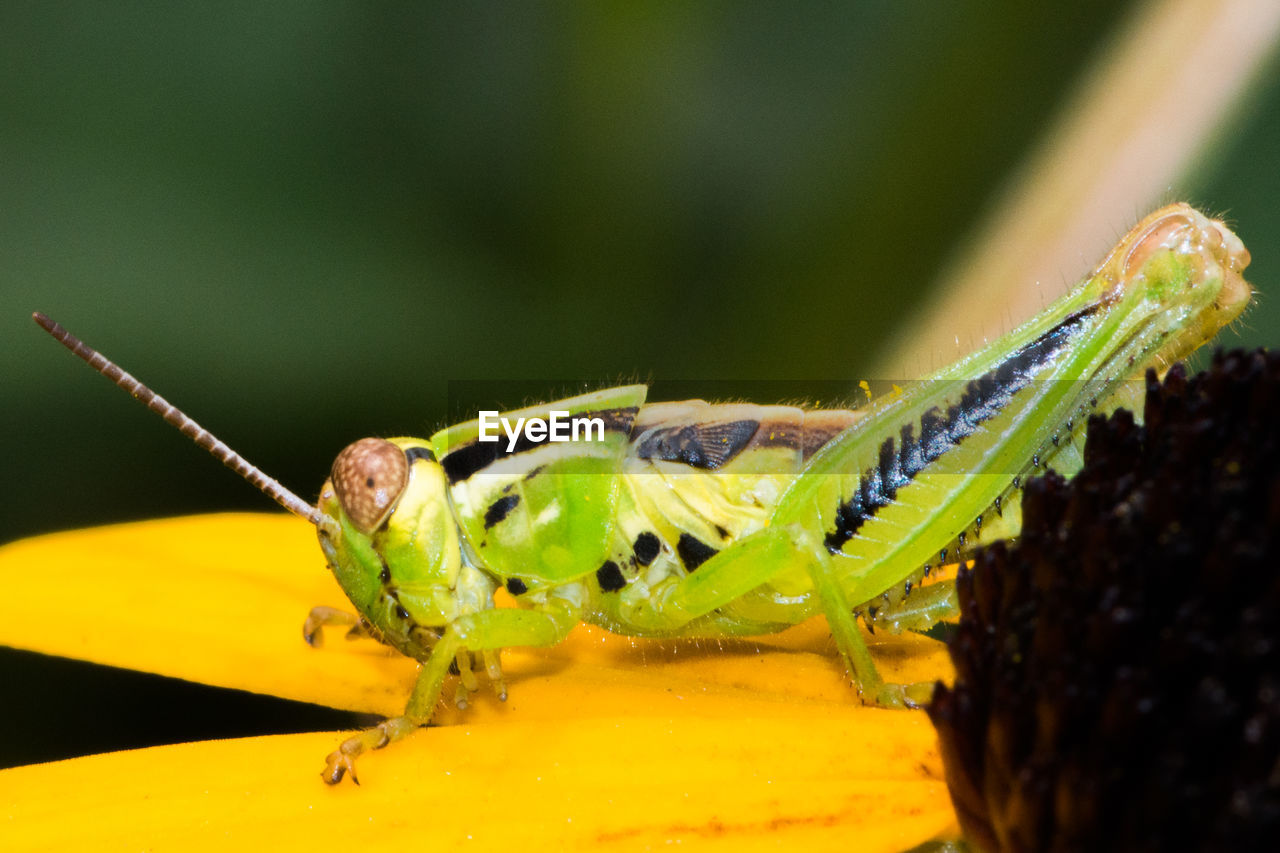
[317,437,492,659]
[29,314,486,662]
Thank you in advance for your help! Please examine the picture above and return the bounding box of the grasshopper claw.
[322,750,357,785]
[303,606,364,648]
[321,717,418,785]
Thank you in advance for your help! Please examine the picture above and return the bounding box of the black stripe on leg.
[825,303,1102,554]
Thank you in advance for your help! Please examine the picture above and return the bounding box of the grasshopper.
[35,203,1252,783]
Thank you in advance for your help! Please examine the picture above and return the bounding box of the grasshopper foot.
[304,606,373,648]
[321,717,422,785]
[322,747,360,786]
[868,681,937,709]
[482,649,507,701]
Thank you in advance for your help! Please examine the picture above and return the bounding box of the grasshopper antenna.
[33,312,339,535]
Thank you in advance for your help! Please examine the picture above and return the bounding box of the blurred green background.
[3,2,1278,769]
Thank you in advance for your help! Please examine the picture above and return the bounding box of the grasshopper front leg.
[302,605,378,647]
[322,593,581,784]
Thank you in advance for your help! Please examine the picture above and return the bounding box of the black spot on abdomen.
[677,533,718,572]
[596,560,626,592]
[632,531,661,566]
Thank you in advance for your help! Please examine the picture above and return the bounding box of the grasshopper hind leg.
[861,576,958,636]
[797,538,938,708]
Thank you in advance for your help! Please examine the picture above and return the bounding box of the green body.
[34,204,1256,782]
[312,206,1251,775]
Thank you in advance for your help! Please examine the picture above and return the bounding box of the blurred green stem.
[875,0,1280,377]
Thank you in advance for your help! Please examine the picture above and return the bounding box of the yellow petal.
[0,515,960,849]
[0,514,954,715]
[1,720,955,851]
[0,514,411,715]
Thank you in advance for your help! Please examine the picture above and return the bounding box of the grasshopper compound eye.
[331,438,409,533]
